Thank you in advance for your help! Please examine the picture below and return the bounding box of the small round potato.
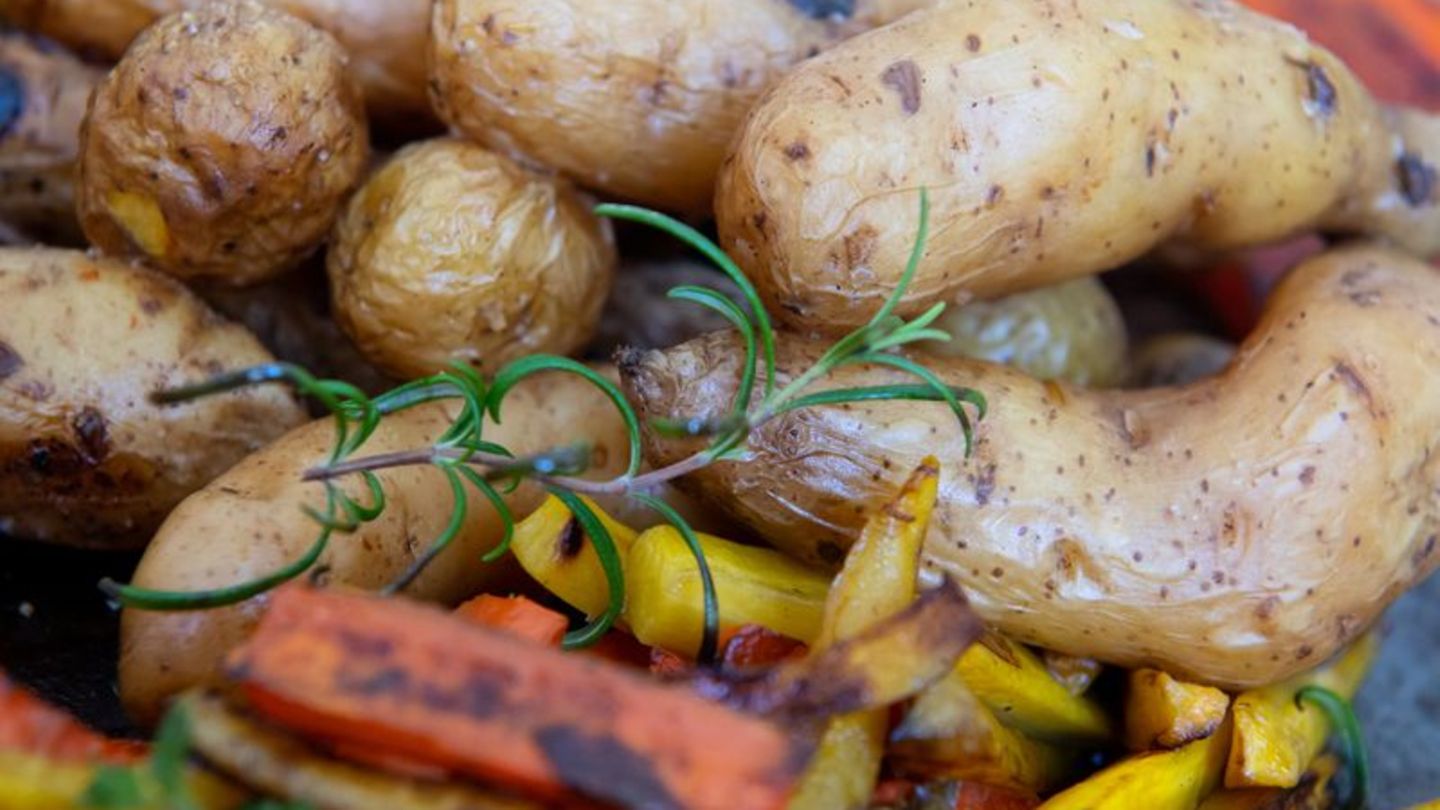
[76,0,369,285]
[328,138,616,379]
[0,248,306,549]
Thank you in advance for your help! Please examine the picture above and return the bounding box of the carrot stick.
[454,594,568,647]
[0,674,146,765]
[227,585,813,810]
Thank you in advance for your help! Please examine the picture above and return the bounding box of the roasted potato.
[0,248,305,549]
[716,0,1440,330]
[927,277,1127,387]
[1129,333,1237,388]
[76,0,368,284]
[0,0,433,130]
[328,138,615,378]
[590,260,746,356]
[428,0,933,213]
[0,32,101,246]
[624,244,1440,689]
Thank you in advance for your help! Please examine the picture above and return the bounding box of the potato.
[590,260,746,357]
[0,248,305,549]
[0,32,101,246]
[76,0,368,285]
[327,138,615,378]
[428,0,933,213]
[623,245,1440,689]
[119,365,691,725]
[927,277,1127,387]
[716,0,1440,330]
[0,0,433,130]
[1129,333,1237,388]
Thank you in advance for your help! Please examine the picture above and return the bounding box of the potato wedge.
[1126,669,1231,751]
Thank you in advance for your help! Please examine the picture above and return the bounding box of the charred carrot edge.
[455,594,569,647]
[227,585,814,810]
[0,674,146,765]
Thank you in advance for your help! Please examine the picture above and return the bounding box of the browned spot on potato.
[1397,152,1437,208]
[1414,534,1437,568]
[972,463,997,506]
[72,407,110,465]
[986,185,1004,206]
[0,340,21,380]
[842,224,878,271]
[1295,644,1314,661]
[1144,141,1157,177]
[1298,465,1316,485]
[965,34,982,53]
[880,60,922,116]
[1119,409,1150,450]
[1255,596,1279,620]
[783,141,810,162]
[1333,361,1378,419]
[1301,61,1337,119]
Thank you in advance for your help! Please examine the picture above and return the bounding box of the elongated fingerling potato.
[624,244,1440,689]
[77,0,368,284]
[428,0,932,213]
[327,138,615,378]
[0,32,101,246]
[0,249,305,549]
[717,0,1440,330]
[0,0,433,130]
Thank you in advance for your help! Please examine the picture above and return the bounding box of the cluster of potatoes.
[0,0,1437,725]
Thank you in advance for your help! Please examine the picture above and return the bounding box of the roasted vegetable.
[1042,652,1103,697]
[956,635,1114,745]
[0,674,145,764]
[927,278,1128,387]
[227,584,814,810]
[1128,333,1237,388]
[1225,634,1378,788]
[0,31,100,246]
[507,493,641,620]
[1126,669,1231,751]
[328,138,616,378]
[625,245,1440,689]
[454,594,568,647]
[77,0,369,284]
[1199,753,1339,810]
[716,0,1440,330]
[0,248,305,548]
[1038,715,1231,809]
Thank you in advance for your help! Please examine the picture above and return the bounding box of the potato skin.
[76,0,368,284]
[927,277,1127,387]
[428,0,932,213]
[625,245,1440,689]
[0,248,305,548]
[0,0,433,130]
[328,138,615,378]
[0,32,101,246]
[717,0,1440,330]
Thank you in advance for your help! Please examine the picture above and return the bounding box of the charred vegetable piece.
[454,595,568,647]
[1038,715,1232,809]
[1126,669,1231,751]
[227,584,814,810]
[509,494,640,620]
[1198,754,1339,810]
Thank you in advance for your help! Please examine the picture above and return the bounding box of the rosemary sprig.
[1295,686,1368,810]
[102,189,984,662]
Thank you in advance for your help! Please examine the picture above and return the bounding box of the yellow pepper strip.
[1126,668,1231,751]
[1039,714,1232,810]
[786,458,940,810]
[509,494,639,618]
[957,633,1115,745]
[1225,633,1379,789]
[889,672,1074,793]
[0,749,244,810]
[626,524,832,656]
[1197,754,1338,810]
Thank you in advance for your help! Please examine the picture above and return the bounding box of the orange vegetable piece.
[0,674,146,765]
[455,594,568,647]
[720,625,807,669]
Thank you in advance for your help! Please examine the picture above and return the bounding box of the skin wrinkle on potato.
[327,138,616,379]
[716,0,1440,331]
[625,245,1440,690]
[427,0,935,213]
[0,248,305,549]
[0,0,434,129]
[76,0,369,285]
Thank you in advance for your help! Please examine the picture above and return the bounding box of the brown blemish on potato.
[0,340,21,380]
[880,60,921,116]
[1332,361,1378,419]
[1255,596,1279,620]
[842,224,878,271]
[1119,409,1150,450]
[72,407,110,465]
[783,141,810,161]
[1397,152,1437,208]
[965,34,982,53]
[1414,535,1437,568]
[972,463,997,506]
[1301,61,1337,119]
[1298,465,1316,485]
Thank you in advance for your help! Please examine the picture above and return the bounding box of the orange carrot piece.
[950,782,1042,809]
[721,625,807,669]
[228,585,813,810]
[0,674,146,764]
[455,594,568,647]
[584,631,653,669]
[648,647,691,677]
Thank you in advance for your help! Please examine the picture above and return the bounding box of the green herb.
[100,190,983,663]
[1295,685,1368,810]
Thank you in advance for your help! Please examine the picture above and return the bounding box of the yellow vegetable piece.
[1225,634,1378,789]
[104,190,170,258]
[787,459,939,810]
[1040,715,1232,810]
[1126,668,1231,751]
[1198,754,1338,810]
[890,665,1074,793]
[0,749,244,810]
[957,633,1115,744]
[1044,650,1104,696]
[626,525,831,657]
[509,494,639,619]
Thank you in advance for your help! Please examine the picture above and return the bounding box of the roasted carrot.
[455,594,569,647]
[0,674,146,765]
[227,585,814,810]
[720,625,807,669]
